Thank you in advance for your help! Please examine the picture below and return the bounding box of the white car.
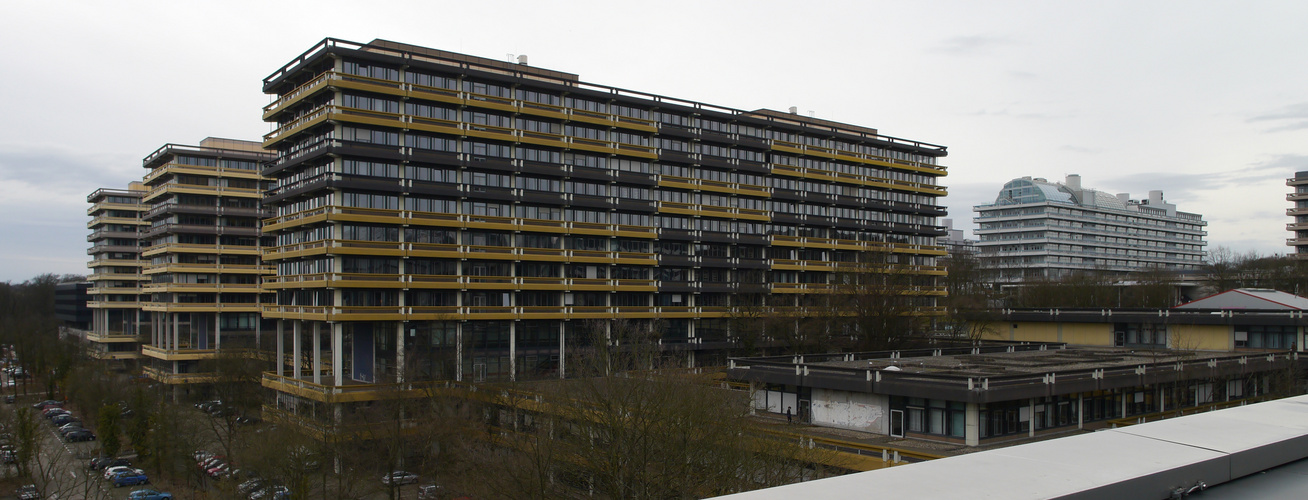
[381,471,419,486]
[104,466,142,480]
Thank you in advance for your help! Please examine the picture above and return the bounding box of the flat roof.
[819,347,1202,378]
[713,395,1308,500]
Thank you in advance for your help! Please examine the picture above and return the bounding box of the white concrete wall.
[811,388,888,434]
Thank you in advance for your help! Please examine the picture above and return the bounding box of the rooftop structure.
[258,38,950,433]
[974,174,1206,282]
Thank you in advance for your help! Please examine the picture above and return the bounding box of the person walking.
[786,406,793,424]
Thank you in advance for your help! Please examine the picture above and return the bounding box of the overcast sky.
[1,1,1305,283]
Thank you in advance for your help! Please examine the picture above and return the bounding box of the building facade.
[258,38,949,428]
[86,183,150,361]
[974,175,1206,282]
[732,343,1296,447]
[1287,171,1308,259]
[138,138,274,383]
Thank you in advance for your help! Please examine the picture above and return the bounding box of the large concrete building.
[257,38,950,430]
[137,138,274,384]
[1288,171,1308,259]
[86,183,151,361]
[974,174,1206,282]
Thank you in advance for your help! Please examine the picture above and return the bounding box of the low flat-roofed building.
[984,288,1308,352]
[728,343,1297,446]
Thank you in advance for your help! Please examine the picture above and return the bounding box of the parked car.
[52,414,80,427]
[4,395,15,404]
[16,484,39,500]
[127,488,173,500]
[89,457,131,470]
[32,400,61,410]
[42,407,70,419]
[208,462,230,478]
[238,478,266,497]
[60,422,85,435]
[113,471,150,487]
[249,485,289,500]
[65,429,96,442]
[382,470,420,486]
[418,484,444,500]
[104,465,137,480]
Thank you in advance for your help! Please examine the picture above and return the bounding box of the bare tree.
[471,319,827,498]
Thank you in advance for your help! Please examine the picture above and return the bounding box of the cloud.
[1247,103,1308,132]
[1100,155,1307,201]
[0,145,137,197]
[931,35,1017,55]
[963,108,1068,120]
[1059,145,1102,154]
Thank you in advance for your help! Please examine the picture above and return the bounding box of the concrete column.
[1120,390,1128,419]
[172,314,179,350]
[456,322,464,382]
[508,321,516,382]
[1029,398,1036,437]
[558,325,566,379]
[965,403,980,446]
[313,322,322,385]
[292,321,302,379]
[396,323,405,383]
[332,322,343,386]
[255,313,262,350]
[687,350,695,369]
[214,313,221,350]
[276,320,284,377]
[1077,393,1084,429]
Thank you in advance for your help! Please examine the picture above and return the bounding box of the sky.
[0,0,1305,283]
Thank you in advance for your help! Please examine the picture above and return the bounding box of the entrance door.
[890,409,905,438]
[798,399,811,424]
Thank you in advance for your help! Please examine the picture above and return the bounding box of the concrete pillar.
[687,350,695,369]
[292,321,302,379]
[172,314,179,350]
[508,321,516,382]
[214,313,221,350]
[1029,398,1036,437]
[313,322,322,385]
[558,324,566,379]
[1121,390,1129,419]
[332,322,343,386]
[456,322,464,382]
[1077,393,1084,429]
[965,403,980,446]
[276,320,284,377]
[255,313,262,350]
[396,323,405,383]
